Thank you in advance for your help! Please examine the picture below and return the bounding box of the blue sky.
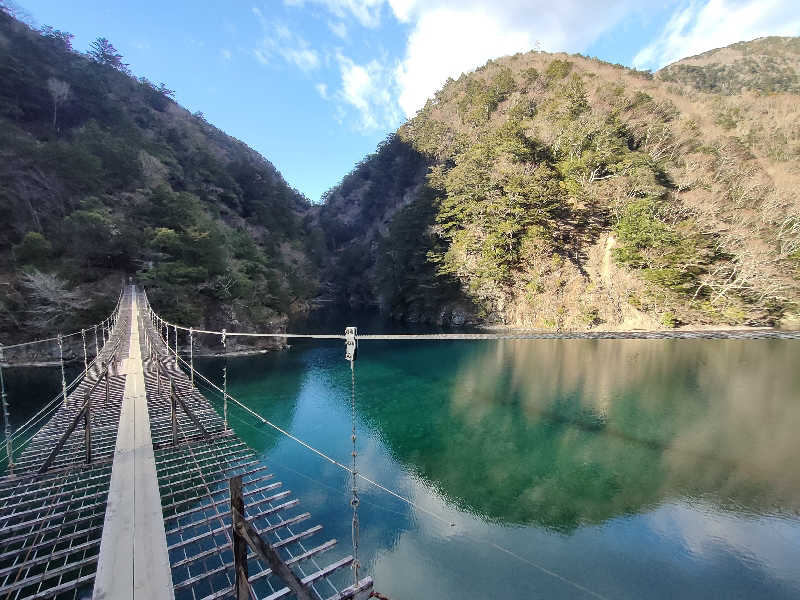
[11,0,800,202]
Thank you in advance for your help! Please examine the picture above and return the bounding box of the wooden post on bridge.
[230,475,249,600]
[84,388,92,464]
[81,329,88,371]
[229,475,313,600]
[58,334,67,405]
[170,379,177,447]
[0,344,13,473]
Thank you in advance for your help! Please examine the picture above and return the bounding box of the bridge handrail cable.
[0,352,107,462]
[1,291,126,465]
[139,296,800,342]
[0,287,124,352]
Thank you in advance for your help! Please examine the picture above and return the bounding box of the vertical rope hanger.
[57,334,67,405]
[0,343,13,473]
[81,329,88,372]
[344,326,360,586]
[189,327,194,386]
[94,325,99,357]
[221,328,228,431]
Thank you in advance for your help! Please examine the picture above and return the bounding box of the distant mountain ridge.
[658,36,800,94]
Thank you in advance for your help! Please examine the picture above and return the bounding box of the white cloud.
[335,53,401,130]
[315,82,329,98]
[220,48,232,60]
[389,1,636,118]
[284,0,384,27]
[386,0,416,22]
[634,0,800,69]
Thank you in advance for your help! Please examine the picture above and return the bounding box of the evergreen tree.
[88,37,129,73]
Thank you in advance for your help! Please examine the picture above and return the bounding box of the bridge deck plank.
[93,294,173,600]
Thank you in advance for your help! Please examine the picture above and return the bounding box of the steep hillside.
[319,43,800,329]
[0,11,322,345]
[658,36,800,95]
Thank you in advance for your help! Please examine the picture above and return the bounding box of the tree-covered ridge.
[320,46,800,329]
[0,10,320,343]
[658,36,800,95]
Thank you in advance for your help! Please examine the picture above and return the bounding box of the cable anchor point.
[345,326,357,362]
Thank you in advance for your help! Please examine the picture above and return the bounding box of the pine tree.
[88,37,129,73]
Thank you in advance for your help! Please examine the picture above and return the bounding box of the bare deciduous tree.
[20,270,89,331]
[46,77,69,131]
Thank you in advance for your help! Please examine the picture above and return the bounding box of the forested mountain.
[0,10,322,345]
[317,39,800,329]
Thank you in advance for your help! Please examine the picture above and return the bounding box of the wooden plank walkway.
[93,294,173,600]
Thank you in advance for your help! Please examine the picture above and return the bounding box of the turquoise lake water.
[6,336,800,598]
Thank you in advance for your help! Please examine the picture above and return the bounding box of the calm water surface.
[198,337,800,599]
[6,337,800,598]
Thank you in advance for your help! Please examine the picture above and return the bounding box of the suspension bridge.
[1,286,799,600]
[0,287,373,600]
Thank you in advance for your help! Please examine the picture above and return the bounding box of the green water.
[192,337,800,599]
[6,338,800,598]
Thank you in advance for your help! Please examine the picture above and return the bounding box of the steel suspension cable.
[348,336,360,587]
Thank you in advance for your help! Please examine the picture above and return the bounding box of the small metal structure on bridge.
[0,287,373,600]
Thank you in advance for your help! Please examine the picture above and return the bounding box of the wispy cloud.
[252,6,320,71]
[315,82,329,99]
[283,47,320,70]
[328,20,348,39]
[633,0,800,70]
[284,0,384,27]
[220,48,233,60]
